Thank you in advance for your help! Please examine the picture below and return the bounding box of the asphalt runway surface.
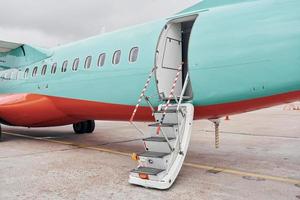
[0,104,299,200]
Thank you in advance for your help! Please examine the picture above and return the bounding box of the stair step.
[143,137,175,142]
[162,96,192,101]
[149,126,179,138]
[154,110,177,114]
[138,151,170,158]
[131,167,164,175]
[129,103,194,189]
[148,123,177,127]
[154,112,183,124]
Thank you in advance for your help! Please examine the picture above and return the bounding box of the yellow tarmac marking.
[3,132,131,157]
[183,163,300,185]
[3,131,300,185]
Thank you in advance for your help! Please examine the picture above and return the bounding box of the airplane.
[0,0,299,189]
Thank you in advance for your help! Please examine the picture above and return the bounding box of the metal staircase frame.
[129,63,189,150]
[128,63,193,189]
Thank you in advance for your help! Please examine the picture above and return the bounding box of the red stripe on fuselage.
[0,91,299,127]
[195,90,300,119]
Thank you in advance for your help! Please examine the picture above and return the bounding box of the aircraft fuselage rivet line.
[3,131,300,185]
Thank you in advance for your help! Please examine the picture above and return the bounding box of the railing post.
[177,73,190,111]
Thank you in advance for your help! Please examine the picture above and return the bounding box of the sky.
[0,0,199,48]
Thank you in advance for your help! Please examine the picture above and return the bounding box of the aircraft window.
[0,73,5,81]
[11,71,18,80]
[129,47,139,62]
[97,53,106,67]
[5,71,11,80]
[61,60,68,72]
[17,70,22,80]
[41,65,47,76]
[51,63,57,74]
[112,50,121,65]
[72,58,80,71]
[32,67,38,77]
[84,56,92,69]
[24,68,29,79]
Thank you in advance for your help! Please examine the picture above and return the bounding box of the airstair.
[129,64,194,189]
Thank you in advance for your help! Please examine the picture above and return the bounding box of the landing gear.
[73,120,95,134]
[209,119,221,149]
[86,120,95,133]
[0,124,2,141]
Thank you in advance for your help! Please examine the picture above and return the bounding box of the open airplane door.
[155,15,197,100]
[155,23,183,99]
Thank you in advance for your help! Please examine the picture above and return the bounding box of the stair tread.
[143,137,175,142]
[138,151,170,158]
[131,167,164,175]
[148,123,178,127]
[154,110,177,114]
[162,96,192,101]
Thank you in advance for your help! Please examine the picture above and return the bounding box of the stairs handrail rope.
[156,63,183,135]
[130,65,157,123]
[129,66,157,134]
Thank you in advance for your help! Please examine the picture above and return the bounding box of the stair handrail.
[156,63,183,135]
[176,73,190,111]
[129,65,157,135]
[156,63,189,156]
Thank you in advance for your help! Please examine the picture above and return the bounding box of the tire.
[73,122,88,134]
[0,124,2,142]
[86,120,95,133]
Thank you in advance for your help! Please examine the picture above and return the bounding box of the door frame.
[155,15,198,101]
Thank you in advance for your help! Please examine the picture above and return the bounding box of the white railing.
[130,62,190,153]
[177,73,190,111]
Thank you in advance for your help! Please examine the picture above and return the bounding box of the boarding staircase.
[129,64,194,189]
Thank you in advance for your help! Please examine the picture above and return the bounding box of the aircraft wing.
[0,41,23,70]
[0,40,23,53]
[0,40,53,70]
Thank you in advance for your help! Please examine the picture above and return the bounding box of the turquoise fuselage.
[0,0,300,122]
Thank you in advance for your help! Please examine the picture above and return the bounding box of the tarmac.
[0,104,300,200]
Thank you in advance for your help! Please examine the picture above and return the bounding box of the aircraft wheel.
[0,124,2,141]
[86,120,95,133]
[73,122,88,134]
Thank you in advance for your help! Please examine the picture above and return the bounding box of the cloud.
[0,27,66,47]
[0,0,199,47]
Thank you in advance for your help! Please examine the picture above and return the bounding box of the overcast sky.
[0,0,199,48]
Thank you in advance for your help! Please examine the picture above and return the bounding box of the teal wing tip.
[0,44,53,69]
[177,0,204,15]
[177,0,257,15]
